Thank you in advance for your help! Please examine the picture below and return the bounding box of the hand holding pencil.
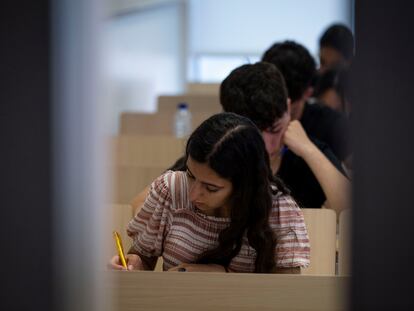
[108,231,144,271]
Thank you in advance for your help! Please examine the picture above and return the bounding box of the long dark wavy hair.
[186,112,289,273]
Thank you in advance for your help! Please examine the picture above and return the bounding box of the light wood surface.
[113,135,186,167]
[301,208,337,275]
[119,111,214,136]
[110,135,186,203]
[106,272,348,311]
[186,83,220,95]
[338,209,351,275]
[157,94,221,114]
[114,166,166,204]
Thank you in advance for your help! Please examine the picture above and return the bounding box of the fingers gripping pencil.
[113,231,128,269]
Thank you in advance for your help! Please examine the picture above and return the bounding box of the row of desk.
[106,91,351,310]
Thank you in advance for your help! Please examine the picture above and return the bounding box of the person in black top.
[318,23,354,73]
[262,40,351,162]
[313,66,351,115]
[132,62,350,212]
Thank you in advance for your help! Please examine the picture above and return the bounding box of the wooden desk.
[106,272,348,311]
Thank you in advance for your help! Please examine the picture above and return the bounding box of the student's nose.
[189,181,202,202]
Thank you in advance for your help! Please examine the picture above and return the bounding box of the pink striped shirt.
[127,171,310,272]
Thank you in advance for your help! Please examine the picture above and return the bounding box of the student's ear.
[287,98,291,115]
[304,87,314,99]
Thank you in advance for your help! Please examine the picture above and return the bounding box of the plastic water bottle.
[174,103,192,138]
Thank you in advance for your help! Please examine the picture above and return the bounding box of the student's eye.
[206,186,219,193]
[186,170,195,179]
[265,126,281,134]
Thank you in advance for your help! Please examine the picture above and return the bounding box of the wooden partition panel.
[114,166,168,204]
[110,204,134,253]
[338,209,351,276]
[120,112,213,136]
[157,94,221,114]
[113,136,186,167]
[111,136,186,204]
[187,83,220,95]
[301,208,337,275]
[106,272,348,311]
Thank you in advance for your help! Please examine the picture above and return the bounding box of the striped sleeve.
[271,194,310,268]
[126,172,173,258]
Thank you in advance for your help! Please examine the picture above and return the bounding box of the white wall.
[103,2,185,133]
[188,0,352,81]
[103,0,352,132]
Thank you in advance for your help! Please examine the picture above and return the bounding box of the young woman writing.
[109,113,310,273]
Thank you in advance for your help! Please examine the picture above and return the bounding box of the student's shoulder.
[271,192,301,210]
[270,192,305,227]
[271,191,302,215]
[151,170,187,200]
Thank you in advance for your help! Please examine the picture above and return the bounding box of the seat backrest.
[186,83,220,96]
[301,208,337,275]
[120,111,213,136]
[157,94,221,114]
[112,135,186,167]
[338,209,351,275]
[109,135,186,204]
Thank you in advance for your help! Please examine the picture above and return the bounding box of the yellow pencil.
[113,231,128,269]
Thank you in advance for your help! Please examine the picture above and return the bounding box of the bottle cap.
[177,103,188,109]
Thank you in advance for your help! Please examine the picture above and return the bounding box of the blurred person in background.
[313,66,351,116]
[318,23,354,73]
[262,40,351,163]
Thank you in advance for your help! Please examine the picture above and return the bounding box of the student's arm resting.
[283,120,351,213]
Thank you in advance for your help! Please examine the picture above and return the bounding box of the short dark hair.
[262,41,316,102]
[319,24,354,61]
[220,62,288,131]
